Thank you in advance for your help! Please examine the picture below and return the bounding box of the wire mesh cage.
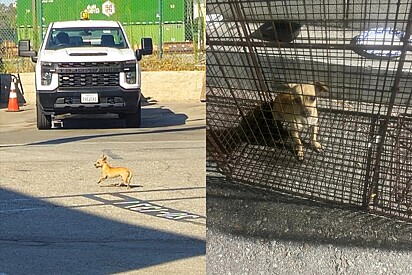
[206,0,412,222]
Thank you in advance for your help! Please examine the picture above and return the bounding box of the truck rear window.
[45,27,128,50]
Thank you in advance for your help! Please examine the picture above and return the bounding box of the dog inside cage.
[206,0,412,222]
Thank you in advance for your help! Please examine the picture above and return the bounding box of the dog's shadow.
[99,183,144,189]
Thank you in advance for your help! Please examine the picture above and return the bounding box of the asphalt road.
[0,101,206,274]
[207,172,412,275]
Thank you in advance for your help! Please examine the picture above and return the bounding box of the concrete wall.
[141,71,206,102]
[17,71,205,105]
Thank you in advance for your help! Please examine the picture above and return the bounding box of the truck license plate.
[81,93,98,103]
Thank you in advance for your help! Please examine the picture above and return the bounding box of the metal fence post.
[158,0,163,59]
[31,0,38,49]
[36,0,43,44]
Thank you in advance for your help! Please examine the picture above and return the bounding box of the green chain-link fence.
[1,0,205,73]
[1,2,21,73]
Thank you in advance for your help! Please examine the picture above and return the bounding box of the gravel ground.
[207,173,412,274]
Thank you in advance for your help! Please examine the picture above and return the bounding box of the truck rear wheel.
[37,104,51,130]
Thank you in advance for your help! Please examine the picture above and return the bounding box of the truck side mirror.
[18,40,38,62]
[135,38,153,61]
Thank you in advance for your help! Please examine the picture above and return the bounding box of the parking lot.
[0,101,206,274]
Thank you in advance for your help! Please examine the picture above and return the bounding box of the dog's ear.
[314,82,329,94]
[101,154,107,160]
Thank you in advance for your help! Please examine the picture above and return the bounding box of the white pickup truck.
[18,18,152,129]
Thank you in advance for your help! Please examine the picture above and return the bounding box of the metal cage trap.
[206,0,412,222]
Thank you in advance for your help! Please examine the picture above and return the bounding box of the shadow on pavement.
[0,96,195,130]
[0,187,205,274]
[21,125,205,146]
[0,126,204,147]
[56,99,189,129]
[207,174,412,251]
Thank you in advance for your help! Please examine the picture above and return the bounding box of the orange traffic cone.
[6,80,21,112]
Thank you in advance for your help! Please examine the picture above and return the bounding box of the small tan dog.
[272,82,328,161]
[94,155,133,188]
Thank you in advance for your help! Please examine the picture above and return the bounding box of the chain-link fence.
[206,0,412,222]
[1,2,19,72]
[0,0,205,73]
